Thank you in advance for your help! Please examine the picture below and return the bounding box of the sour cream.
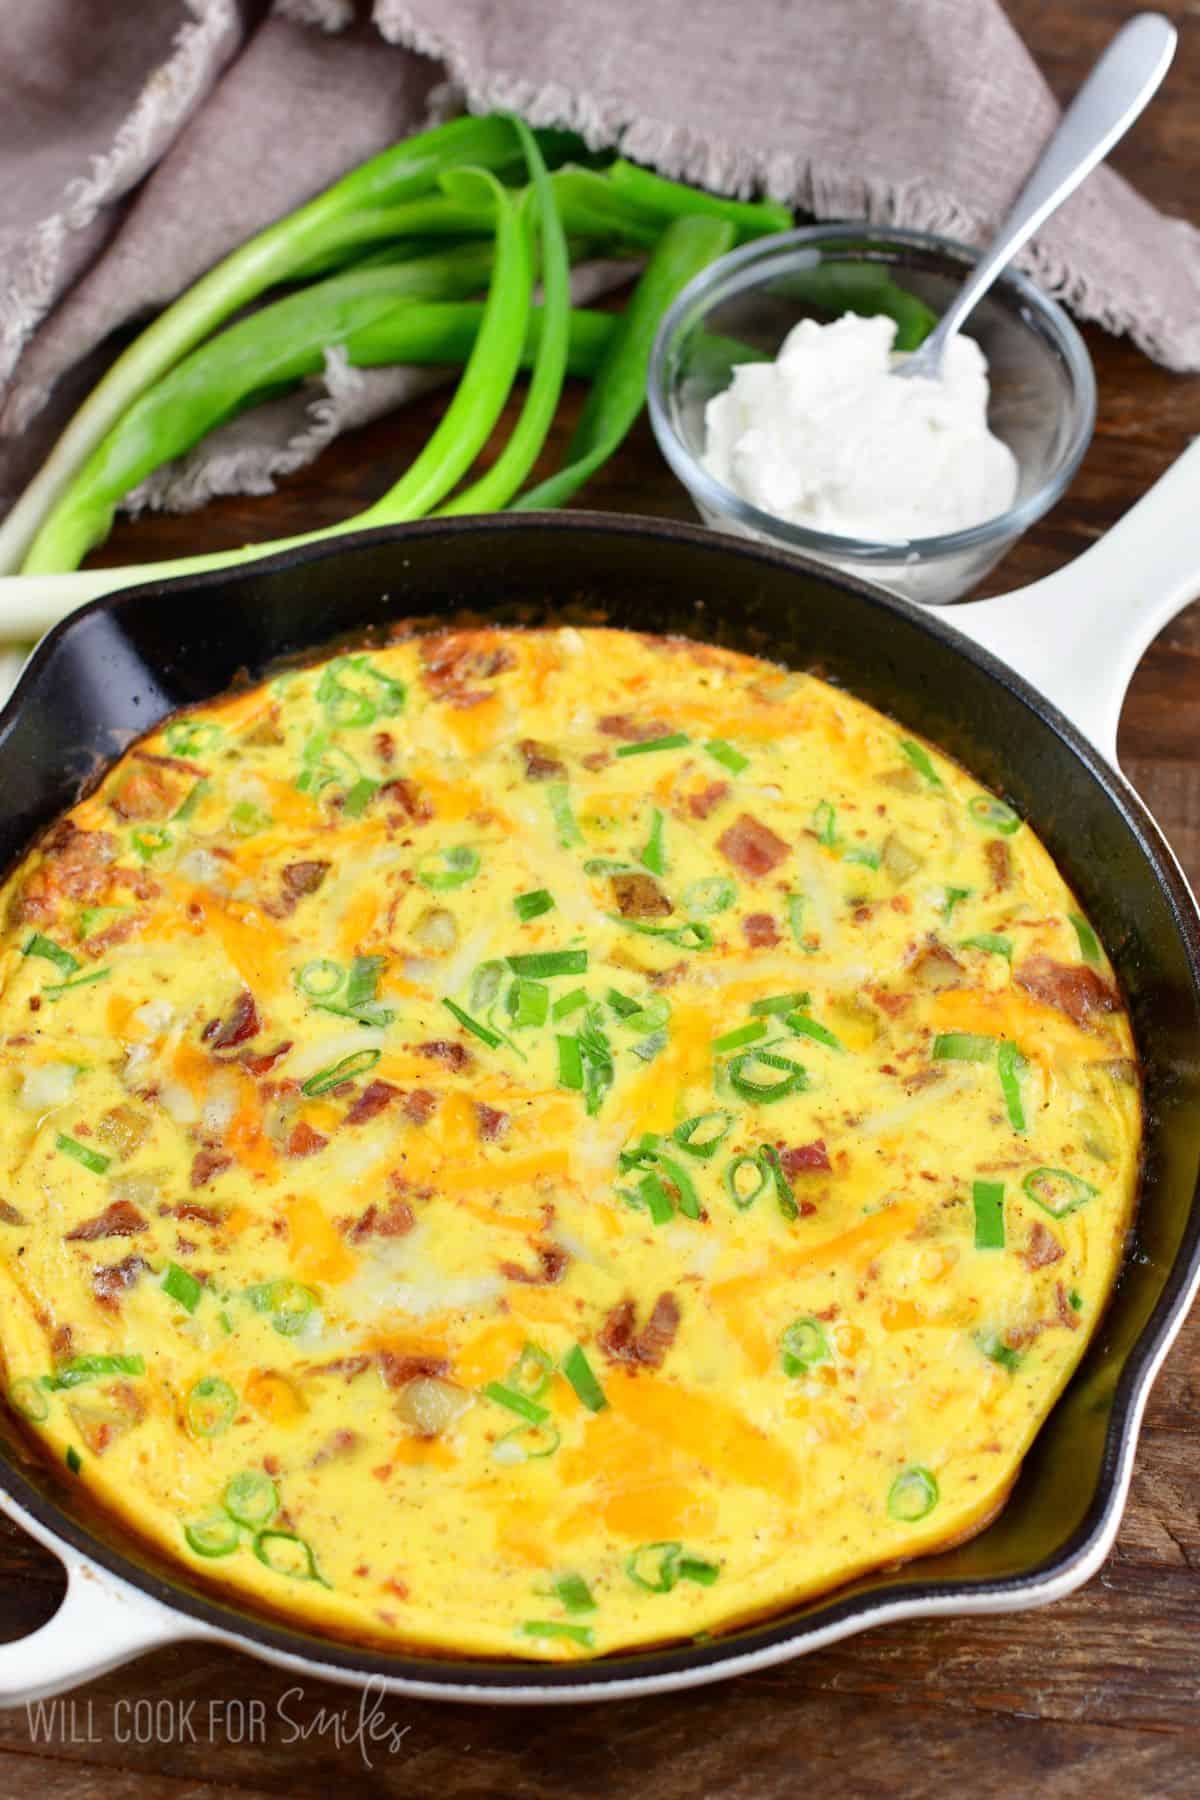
[702,313,1018,543]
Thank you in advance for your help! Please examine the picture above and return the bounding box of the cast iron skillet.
[0,474,1197,1705]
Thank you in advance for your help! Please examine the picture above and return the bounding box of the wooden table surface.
[4,2,1200,1793]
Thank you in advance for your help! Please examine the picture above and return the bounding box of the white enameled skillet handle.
[0,1552,184,1706]
[948,437,1200,766]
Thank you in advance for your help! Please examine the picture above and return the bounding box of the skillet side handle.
[948,438,1200,765]
[0,1555,186,1706]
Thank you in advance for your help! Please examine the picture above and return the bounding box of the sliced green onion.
[546,781,583,848]
[940,886,971,920]
[185,1513,240,1558]
[997,1041,1027,1133]
[1069,912,1102,965]
[608,915,714,951]
[682,875,737,915]
[302,1047,381,1097]
[898,738,944,787]
[296,958,344,1000]
[676,1555,720,1586]
[65,1445,82,1474]
[552,985,588,1020]
[704,738,748,775]
[8,1377,49,1422]
[173,778,210,822]
[167,720,221,756]
[637,1169,675,1224]
[972,1180,1006,1250]
[253,1530,326,1584]
[507,978,550,1029]
[518,1620,594,1647]
[1023,1167,1100,1219]
[673,1111,734,1160]
[223,1469,279,1529]
[442,997,503,1049]
[229,800,271,837]
[343,776,379,817]
[712,1019,768,1053]
[786,892,809,946]
[509,1342,554,1402]
[553,1572,596,1613]
[43,1353,145,1390]
[43,967,112,1000]
[615,733,690,758]
[607,989,639,1019]
[727,1048,807,1102]
[626,1541,680,1593]
[417,845,480,891]
[630,1028,667,1064]
[1069,1288,1084,1312]
[813,800,837,847]
[483,1380,549,1425]
[725,1152,770,1210]
[246,1278,317,1336]
[507,949,588,978]
[654,1153,701,1221]
[493,1420,561,1463]
[968,795,1021,835]
[960,933,1012,960]
[21,932,80,977]
[162,1262,203,1314]
[640,806,667,875]
[557,1034,584,1089]
[887,1466,939,1523]
[749,990,810,1017]
[514,887,555,922]
[784,1010,845,1053]
[932,1032,996,1063]
[131,826,172,862]
[842,846,881,869]
[623,995,670,1036]
[186,1375,237,1437]
[584,857,635,877]
[317,658,378,728]
[55,1133,110,1175]
[781,1315,830,1377]
[760,1143,798,1221]
[75,905,125,942]
[469,960,506,1012]
[978,1331,1022,1374]
[578,1013,614,1117]
[562,1343,606,1412]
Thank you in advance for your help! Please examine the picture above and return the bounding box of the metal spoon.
[895,12,1176,382]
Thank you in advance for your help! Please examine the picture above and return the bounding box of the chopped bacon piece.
[416,1040,472,1072]
[742,912,780,948]
[287,1122,327,1158]
[241,1041,293,1077]
[65,1200,146,1241]
[379,777,433,823]
[420,632,515,707]
[475,1103,509,1142]
[310,1355,372,1382]
[82,911,145,957]
[0,1201,24,1226]
[598,1293,680,1368]
[310,1428,361,1467]
[374,730,396,766]
[1016,955,1119,1027]
[985,839,1012,891]
[343,1196,415,1243]
[401,1088,438,1124]
[499,1241,569,1285]
[345,1080,399,1127]
[519,738,566,781]
[649,961,688,988]
[610,872,671,919]
[12,821,115,924]
[870,987,912,1017]
[1023,1221,1065,1270]
[281,860,330,901]
[779,1140,831,1176]
[110,761,184,821]
[717,812,789,878]
[1056,1281,1081,1331]
[688,780,730,820]
[596,714,668,742]
[164,1200,224,1227]
[208,988,261,1050]
[93,1254,148,1310]
[379,1351,450,1389]
[191,1147,232,1189]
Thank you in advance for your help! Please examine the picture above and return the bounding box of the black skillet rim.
[1,510,1197,1696]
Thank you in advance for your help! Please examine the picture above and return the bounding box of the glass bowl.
[647,224,1096,605]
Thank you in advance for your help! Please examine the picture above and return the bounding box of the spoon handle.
[926,12,1176,359]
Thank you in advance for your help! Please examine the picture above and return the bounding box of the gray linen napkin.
[1,0,1197,524]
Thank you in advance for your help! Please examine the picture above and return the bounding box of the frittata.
[0,626,1140,1659]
